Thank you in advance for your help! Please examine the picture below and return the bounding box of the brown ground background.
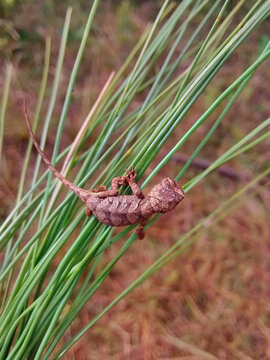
[0,1,269,359]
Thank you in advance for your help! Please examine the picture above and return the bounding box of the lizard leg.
[124,165,144,199]
[91,185,107,193]
[136,219,146,240]
[95,176,127,198]
[85,207,93,217]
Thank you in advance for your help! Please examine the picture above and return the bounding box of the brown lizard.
[23,102,184,239]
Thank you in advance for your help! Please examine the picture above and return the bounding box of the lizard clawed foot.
[136,226,145,240]
[124,165,137,182]
[136,219,146,240]
[118,177,128,187]
[91,185,108,193]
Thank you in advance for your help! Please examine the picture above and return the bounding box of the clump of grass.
[0,0,269,358]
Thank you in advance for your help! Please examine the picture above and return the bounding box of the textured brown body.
[86,178,185,229]
[87,195,144,226]
[24,102,185,239]
[84,176,184,239]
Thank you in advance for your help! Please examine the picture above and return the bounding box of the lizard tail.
[23,101,89,201]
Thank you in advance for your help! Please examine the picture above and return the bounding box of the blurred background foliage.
[0,1,269,359]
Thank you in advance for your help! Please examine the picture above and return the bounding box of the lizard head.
[147,178,184,213]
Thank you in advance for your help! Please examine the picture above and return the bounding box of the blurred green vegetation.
[0,1,269,358]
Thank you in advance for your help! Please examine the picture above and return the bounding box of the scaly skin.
[24,102,184,239]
